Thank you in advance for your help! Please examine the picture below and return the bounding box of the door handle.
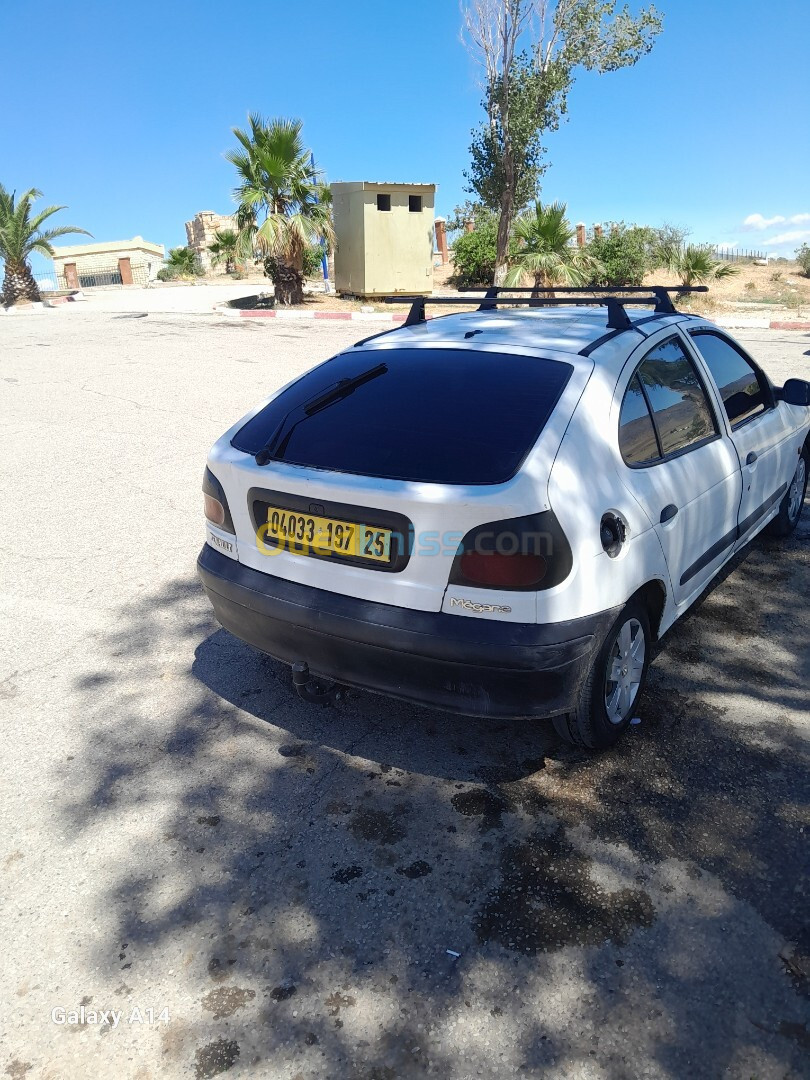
[660,504,678,524]
[746,451,758,465]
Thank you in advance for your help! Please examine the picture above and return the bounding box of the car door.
[616,332,742,606]
[684,328,796,548]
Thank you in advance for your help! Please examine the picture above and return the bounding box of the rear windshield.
[231,347,573,485]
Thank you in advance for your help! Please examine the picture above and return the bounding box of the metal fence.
[711,247,767,263]
[31,264,150,293]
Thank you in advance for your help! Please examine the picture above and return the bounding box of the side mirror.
[782,378,810,407]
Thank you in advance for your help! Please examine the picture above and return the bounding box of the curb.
[713,316,770,330]
[214,305,407,323]
[213,306,810,331]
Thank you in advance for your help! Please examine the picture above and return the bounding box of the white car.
[198,289,810,750]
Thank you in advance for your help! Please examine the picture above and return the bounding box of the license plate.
[261,506,393,563]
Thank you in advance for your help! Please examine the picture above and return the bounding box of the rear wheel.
[766,449,808,538]
[553,598,651,751]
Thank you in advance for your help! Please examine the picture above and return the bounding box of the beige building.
[50,237,164,289]
[185,210,238,274]
[332,182,436,297]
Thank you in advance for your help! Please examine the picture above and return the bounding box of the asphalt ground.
[1,311,808,1080]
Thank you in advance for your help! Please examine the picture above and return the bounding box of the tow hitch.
[291,662,348,706]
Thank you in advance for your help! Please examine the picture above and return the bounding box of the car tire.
[766,448,808,538]
[553,598,651,751]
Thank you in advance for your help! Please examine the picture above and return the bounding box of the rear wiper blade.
[255,362,388,465]
[304,363,388,415]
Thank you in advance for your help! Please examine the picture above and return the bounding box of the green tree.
[0,185,89,305]
[504,200,602,293]
[207,229,240,274]
[461,0,663,281]
[226,115,334,305]
[450,216,499,286]
[660,243,738,287]
[586,224,649,286]
[796,243,810,278]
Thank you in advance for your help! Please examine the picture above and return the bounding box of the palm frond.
[0,185,88,266]
[224,115,332,277]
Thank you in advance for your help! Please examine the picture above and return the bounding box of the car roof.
[360,306,698,366]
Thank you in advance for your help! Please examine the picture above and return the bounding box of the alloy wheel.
[788,456,806,523]
[604,617,645,725]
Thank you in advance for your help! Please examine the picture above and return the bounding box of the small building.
[332,182,436,297]
[50,237,164,289]
[185,211,238,274]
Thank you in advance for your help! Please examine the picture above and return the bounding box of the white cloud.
[766,229,810,246]
[789,212,810,225]
[743,213,785,230]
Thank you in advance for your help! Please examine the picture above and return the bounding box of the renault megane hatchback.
[198,289,810,750]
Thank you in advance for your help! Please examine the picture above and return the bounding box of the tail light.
[449,511,572,592]
[203,468,235,533]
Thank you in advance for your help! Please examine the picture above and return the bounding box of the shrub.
[796,243,810,277]
[585,226,648,286]
[450,218,498,287]
[160,246,203,280]
[302,245,325,278]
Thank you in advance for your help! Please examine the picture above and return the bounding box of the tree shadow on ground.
[59,513,809,1079]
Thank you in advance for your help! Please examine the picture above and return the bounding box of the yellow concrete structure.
[332,182,436,297]
[50,236,164,288]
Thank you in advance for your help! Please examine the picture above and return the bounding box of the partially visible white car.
[198,289,810,750]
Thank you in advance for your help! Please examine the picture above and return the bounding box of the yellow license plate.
[262,506,393,562]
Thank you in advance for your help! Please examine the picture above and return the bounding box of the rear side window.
[689,330,768,426]
[619,375,661,465]
[231,348,573,485]
[637,337,717,457]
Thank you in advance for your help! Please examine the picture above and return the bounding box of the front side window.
[689,331,768,426]
[637,337,717,457]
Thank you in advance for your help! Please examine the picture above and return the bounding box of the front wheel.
[553,599,651,751]
[766,449,808,538]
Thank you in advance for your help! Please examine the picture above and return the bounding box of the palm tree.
[226,115,334,305]
[207,229,240,274]
[660,243,738,287]
[0,185,90,305]
[504,201,602,296]
[163,246,201,278]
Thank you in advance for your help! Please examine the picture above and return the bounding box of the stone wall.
[185,211,238,274]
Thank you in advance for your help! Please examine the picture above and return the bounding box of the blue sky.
[3,0,808,268]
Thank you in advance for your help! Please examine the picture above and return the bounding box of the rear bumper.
[197,544,618,720]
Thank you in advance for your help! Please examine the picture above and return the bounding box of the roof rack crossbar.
[457,285,708,296]
[384,293,688,328]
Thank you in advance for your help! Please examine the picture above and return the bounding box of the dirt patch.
[349,808,406,846]
[332,865,364,883]
[475,828,655,953]
[193,1037,240,1079]
[451,788,510,831]
[396,860,432,879]
[200,987,256,1019]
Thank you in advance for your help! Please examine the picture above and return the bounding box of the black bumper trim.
[197,545,618,719]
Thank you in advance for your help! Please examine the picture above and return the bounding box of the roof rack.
[385,285,707,331]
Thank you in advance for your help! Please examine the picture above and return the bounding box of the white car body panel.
[204,307,810,642]
[209,339,592,618]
